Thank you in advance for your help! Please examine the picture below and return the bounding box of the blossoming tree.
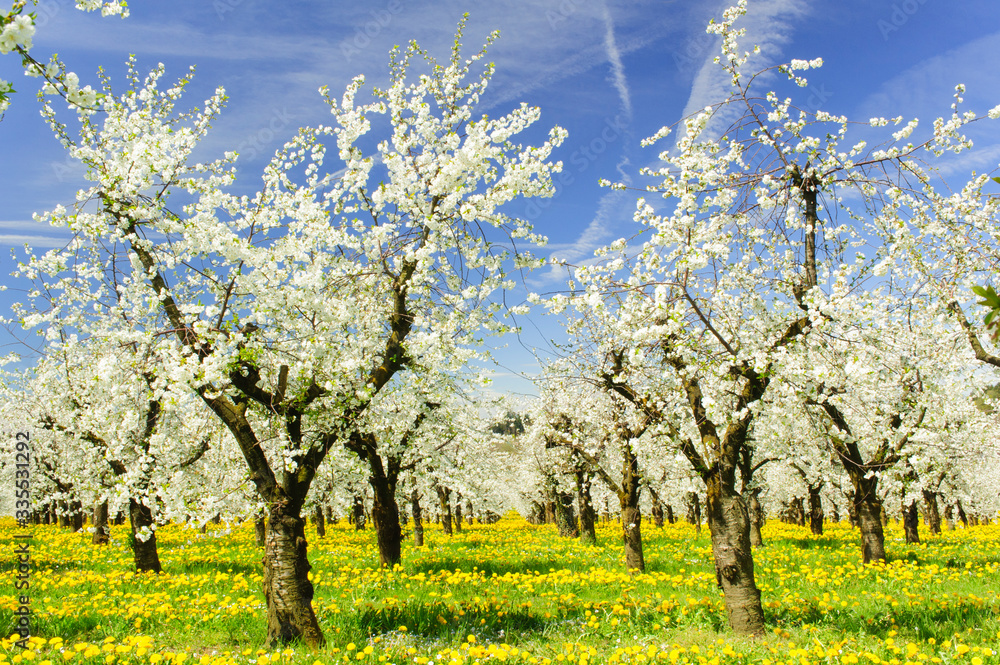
[24,21,565,646]
[555,0,1000,635]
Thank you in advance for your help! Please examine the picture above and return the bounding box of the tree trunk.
[903,499,920,544]
[313,505,326,538]
[687,491,702,536]
[620,501,645,573]
[352,495,366,530]
[955,499,968,527]
[650,490,664,528]
[544,499,556,525]
[370,470,402,567]
[255,512,267,547]
[261,504,324,648]
[436,486,453,535]
[554,490,578,538]
[577,478,597,544]
[618,445,645,573]
[92,500,110,546]
[454,499,463,533]
[69,499,84,532]
[922,490,941,535]
[411,490,424,547]
[943,503,955,531]
[792,497,806,527]
[129,498,162,574]
[704,474,765,636]
[808,486,824,535]
[749,490,764,548]
[853,480,887,564]
[666,504,675,524]
[466,500,474,525]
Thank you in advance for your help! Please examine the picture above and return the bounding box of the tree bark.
[554,490,578,538]
[955,499,968,527]
[129,498,162,574]
[687,491,702,536]
[943,502,955,531]
[262,504,323,648]
[465,500,474,525]
[92,500,110,545]
[69,499,84,532]
[255,512,267,547]
[666,504,675,524]
[705,474,765,636]
[544,499,556,525]
[454,498,463,533]
[749,490,764,548]
[313,505,326,539]
[650,489,665,528]
[370,470,402,567]
[853,480,887,564]
[576,467,597,544]
[618,446,645,573]
[903,499,920,544]
[436,486,453,535]
[620,502,645,573]
[808,485,824,535]
[792,497,806,527]
[411,489,424,547]
[352,495,366,530]
[922,490,941,535]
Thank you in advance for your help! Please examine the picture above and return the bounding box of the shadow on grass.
[767,598,998,640]
[326,599,546,643]
[785,537,842,550]
[406,557,572,577]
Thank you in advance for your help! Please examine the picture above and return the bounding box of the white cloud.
[856,30,1000,121]
[601,0,632,121]
[0,221,71,249]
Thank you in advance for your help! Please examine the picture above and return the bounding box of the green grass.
[0,516,998,665]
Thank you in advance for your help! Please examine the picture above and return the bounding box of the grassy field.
[1,516,998,665]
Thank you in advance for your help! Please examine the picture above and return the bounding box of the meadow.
[1,516,998,665]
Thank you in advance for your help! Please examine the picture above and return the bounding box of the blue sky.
[2,0,999,396]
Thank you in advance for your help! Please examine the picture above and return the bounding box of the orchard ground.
[1,516,998,665]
